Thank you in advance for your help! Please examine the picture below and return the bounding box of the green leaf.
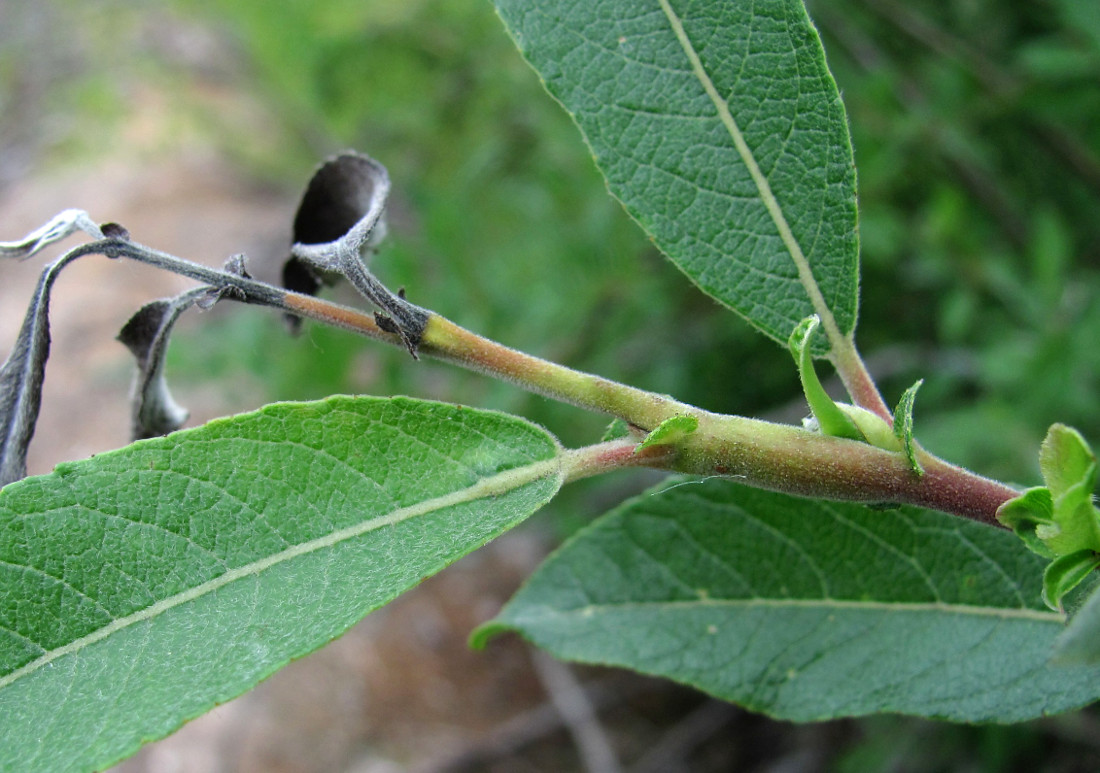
[477,478,1100,722]
[1039,425,1100,554]
[1054,584,1100,664]
[636,414,698,452]
[1042,550,1100,611]
[0,396,562,772]
[601,417,633,442]
[997,487,1057,558]
[892,379,924,476]
[998,425,1100,560]
[493,0,860,352]
[1041,423,1097,499]
[788,316,862,440]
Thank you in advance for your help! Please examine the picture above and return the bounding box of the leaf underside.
[493,0,860,353]
[0,396,562,772]
[481,478,1100,723]
[1055,583,1100,664]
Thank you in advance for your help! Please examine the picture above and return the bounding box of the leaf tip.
[468,620,511,650]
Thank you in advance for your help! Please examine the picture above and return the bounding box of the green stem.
[832,335,892,421]
[677,413,1016,526]
[419,316,691,430]
[284,299,1016,525]
[67,239,1012,526]
[561,438,672,483]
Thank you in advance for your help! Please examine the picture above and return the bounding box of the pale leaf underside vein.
[537,596,1060,622]
[0,456,563,689]
[655,0,843,346]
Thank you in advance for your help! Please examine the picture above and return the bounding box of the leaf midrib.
[0,456,563,689]
[656,0,843,346]
[526,596,1060,623]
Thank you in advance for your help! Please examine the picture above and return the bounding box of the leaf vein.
[0,455,562,688]
[655,0,841,346]
[557,596,1059,622]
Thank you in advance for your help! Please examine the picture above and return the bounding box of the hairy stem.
[561,438,672,483]
[418,316,692,430]
[832,336,892,420]
[678,412,1017,526]
[289,292,1016,524]
[53,237,1019,525]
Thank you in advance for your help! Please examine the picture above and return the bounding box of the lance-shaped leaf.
[0,396,563,772]
[476,478,1100,722]
[493,0,859,354]
[285,152,428,354]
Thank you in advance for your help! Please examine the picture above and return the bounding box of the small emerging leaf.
[892,379,924,476]
[997,487,1057,558]
[636,415,698,453]
[1041,423,1096,496]
[1042,550,1100,611]
[788,316,861,441]
[1040,425,1100,556]
[600,418,633,443]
